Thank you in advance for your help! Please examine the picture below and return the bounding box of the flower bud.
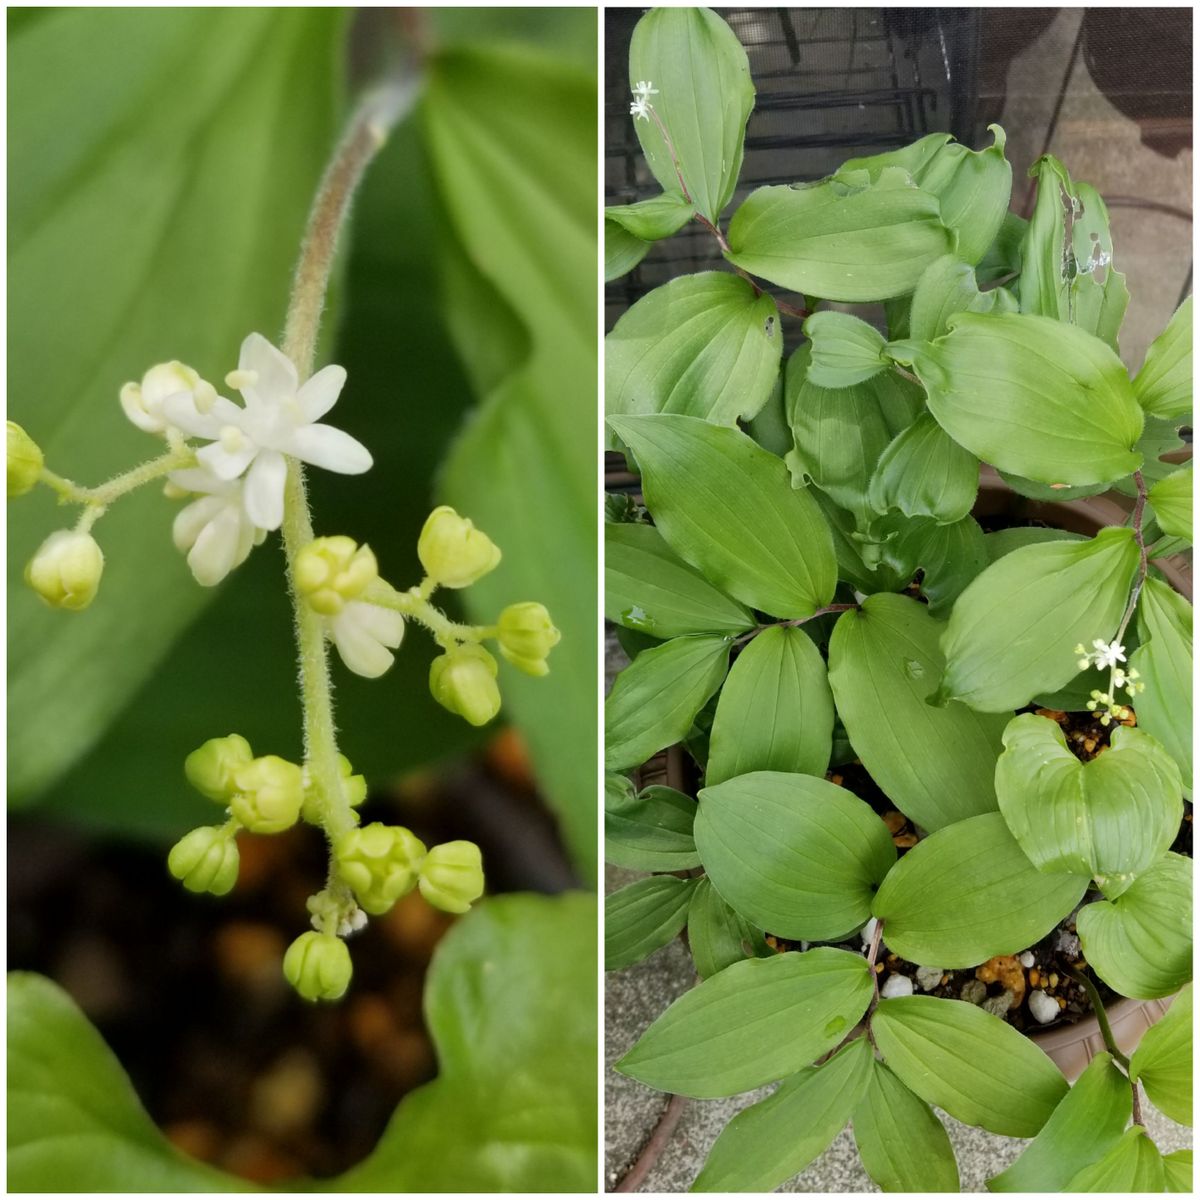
[283,931,352,1002]
[429,643,501,726]
[335,822,427,915]
[25,529,104,611]
[294,536,378,616]
[185,733,254,802]
[120,360,204,434]
[418,840,485,914]
[301,753,367,825]
[417,506,501,589]
[168,826,239,896]
[230,754,304,834]
[496,602,561,676]
[7,421,43,497]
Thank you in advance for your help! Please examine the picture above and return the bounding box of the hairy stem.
[278,77,420,851]
[39,447,193,508]
[365,578,488,648]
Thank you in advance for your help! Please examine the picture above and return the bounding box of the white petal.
[330,611,396,679]
[288,424,373,474]
[197,441,258,481]
[172,496,224,552]
[162,393,224,439]
[188,504,243,586]
[297,365,347,422]
[343,600,405,648]
[241,450,287,531]
[169,467,232,497]
[238,333,298,407]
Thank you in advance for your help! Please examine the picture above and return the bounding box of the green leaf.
[841,125,1012,265]
[1129,984,1191,1125]
[896,312,1144,486]
[7,972,248,1191]
[1162,1149,1193,1192]
[996,470,1111,503]
[605,875,698,971]
[871,995,1068,1136]
[908,254,1018,342]
[1077,851,1192,999]
[8,9,344,805]
[427,41,598,879]
[984,527,1085,562]
[897,514,990,617]
[803,310,888,387]
[605,780,700,872]
[333,893,596,1191]
[1019,154,1129,350]
[605,521,754,638]
[609,414,837,619]
[727,169,955,301]
[936,527,1140,711]
[606,273,782,430]
[695,770,896,940]
[605,191,695,241]
[1134,296,1192,419]
[616,947,873,1098]
[827,594,1007,831]
[1062,1127,1165,1193]
[604,634,730,772]
[868,412,980,524]
[996,714,1182,892]
[1130,578,1193,792]
[976,210,1026,285]
[785,346,923,527]
[852,1060,959,1193]
[692,1039,874,1192]
[605,218,650,282]
[686,877,769,979]
[872,812,1089,967]
[1149,467,1192,542]
[628,6,754,223]
[706,626,833,786]
[986,1052,1132,1193]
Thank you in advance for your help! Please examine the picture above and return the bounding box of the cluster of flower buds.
[1075,639,1127,673]
[1075,638,1145,726]
[167,733,485,1002]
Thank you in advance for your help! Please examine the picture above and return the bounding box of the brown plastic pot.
[624,469,1192,1082]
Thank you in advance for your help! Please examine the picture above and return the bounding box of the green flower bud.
[429,643,501,726]
[301,753,367,825]
[294,536,378,616]
[417,506,501,589]
[25,529,104,611]
[7,421,43,497]
[418,840,484,914]
[496,602,561,676]
[185,733,254,802]
[167,826,239,896]
[230,754,304,834]
[335,822,427,915]
[283,931,352,1002]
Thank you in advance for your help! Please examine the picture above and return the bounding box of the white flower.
[630,97,651,121]
[170,467,267,587]
[120,361,217,436]
[1091,638,1126,670]
[163,334,372,531]
[326,601,405,679]
[632,80,658,100]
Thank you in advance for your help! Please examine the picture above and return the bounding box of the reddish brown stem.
[614,1092,688,1193]
[733,604,859,649]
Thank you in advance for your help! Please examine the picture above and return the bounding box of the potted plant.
[605,7,1192,1192]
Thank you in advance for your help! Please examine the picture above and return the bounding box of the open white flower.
[632,80,658,101]
[630,96,651,121]
[163,334,372,531]
[1091,638,1126,670]
[170,466,267,587]
[327,601,405,679]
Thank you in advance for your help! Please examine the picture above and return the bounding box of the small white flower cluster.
[630,79,658,122]
[122,334,371,588]
[1075,638,1145,726]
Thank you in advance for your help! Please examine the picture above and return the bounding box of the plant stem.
[1063,964,1131,1069]
[39,447,192,508]
[733,603,859,648]
[1113,470,1150,648]
[365,578,487,649]
[277,77,420,851]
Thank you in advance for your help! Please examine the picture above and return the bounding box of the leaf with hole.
[609,414,837,619]
[695,770,895,940]
[871,995,1068,1137]
[616,947,872,1098]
